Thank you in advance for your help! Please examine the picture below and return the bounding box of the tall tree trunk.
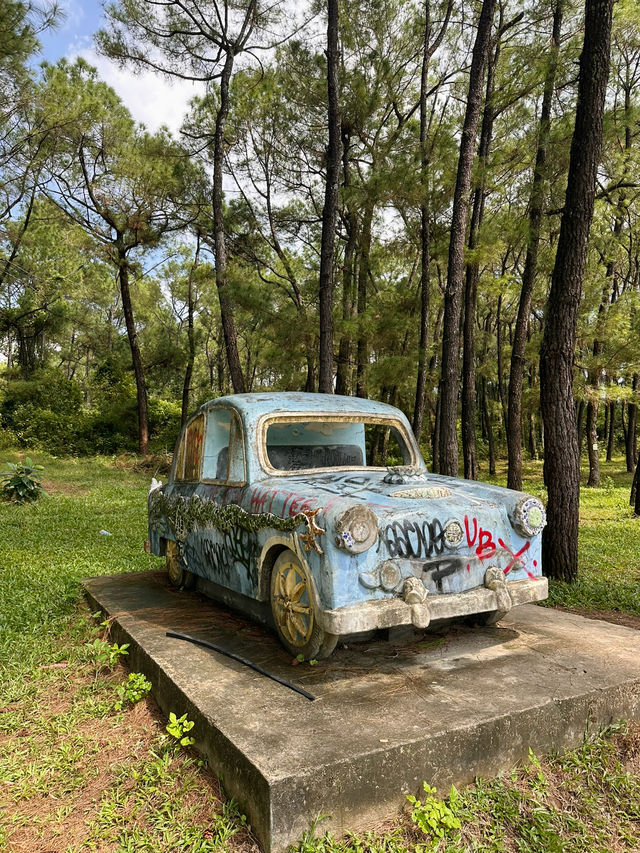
[432,390,441,473]
[118,247,149,454]
[462,27,499,480]
[606,400,615,461]
[632,450,640,514]
[496,293,507,430]
[356,204,373,399]
[507,1,563,490]
[318,0,341,394]
[181,237,200,425]
[586,397,600,485]
[481,377,496,476]
[412,24,432,441]
[214,53,245,393]
[576,399,586,457]
[626,374,638,471]
[412,0,452,439]
[439,0,496,476]
[336,126,358,397]
[540,0,614,582]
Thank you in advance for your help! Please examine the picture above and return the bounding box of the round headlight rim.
[443,517,464,549]
[334,505,379,554]
[514,496,547,538]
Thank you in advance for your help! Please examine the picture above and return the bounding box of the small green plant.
[166,712,195,747]
[114,672,152,710]
[1,457,45,503]
[294,653,318,666]
[84,637,130,669]
[407,782,461,840]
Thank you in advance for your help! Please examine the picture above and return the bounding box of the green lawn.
[1,451,640,852]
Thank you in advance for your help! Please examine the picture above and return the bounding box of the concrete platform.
[84,571,640,852]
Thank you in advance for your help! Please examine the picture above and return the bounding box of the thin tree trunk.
[356,205,373,399]
[336,126,358,397]
[507,1,563,490]
[181,237,201,425]
[627,374,638,471]
[481,377,496,476]
[118,247,148,454]
[586,399,600,485]
[462,29,498,480]
[528,413,537,459]
[432,389,441,473]
[606,400,615,461]
[214,53,245,393]
[540,0,614,582]
[439,0,496,476]
[318,0,341,394]
[576,399,586,457]
[631,451,640,513]
[496,293,507,430]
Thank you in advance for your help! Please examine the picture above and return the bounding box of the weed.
[166,712,196,747]
[84,637,130,670]
[407,782,461,841]
[114,672,152,710]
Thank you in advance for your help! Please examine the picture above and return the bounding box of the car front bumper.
[317,576,548,634]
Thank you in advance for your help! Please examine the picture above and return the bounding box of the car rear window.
[264,419,413,471]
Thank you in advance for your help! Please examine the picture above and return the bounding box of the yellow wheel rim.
[166,540,182,586]
[272,560,314,647]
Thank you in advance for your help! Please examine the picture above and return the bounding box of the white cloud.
[69,46,204,137]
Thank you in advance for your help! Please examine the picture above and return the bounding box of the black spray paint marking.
[186,526,255,585]
[378,518,446,559]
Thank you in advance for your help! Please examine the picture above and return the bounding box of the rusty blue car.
[147,392,548,658]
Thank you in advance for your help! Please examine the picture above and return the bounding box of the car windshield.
[263,417,418,472]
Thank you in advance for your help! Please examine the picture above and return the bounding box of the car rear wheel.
[166,539,195,590]
[270,549,338,659]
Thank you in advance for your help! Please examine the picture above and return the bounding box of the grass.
[479,455,640,618]
[1,449,640,851]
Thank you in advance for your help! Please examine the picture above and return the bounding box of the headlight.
[379,560,402,591]
[513,497,547,537]
[335,506,378,553]
[443,519,464,548]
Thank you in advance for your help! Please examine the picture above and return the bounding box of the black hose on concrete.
[166,630,316,701]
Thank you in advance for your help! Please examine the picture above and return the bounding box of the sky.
[37,0,203,136]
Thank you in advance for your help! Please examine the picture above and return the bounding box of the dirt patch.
[0,660,259,853]
[553,605,640,631]
[41,479,89,497]
[112,453,172,476]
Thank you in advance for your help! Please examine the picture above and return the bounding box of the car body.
[147,392,548,658]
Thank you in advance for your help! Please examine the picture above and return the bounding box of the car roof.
[198,392,406,421]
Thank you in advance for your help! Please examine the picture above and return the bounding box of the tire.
[165,539,196,590]
[468,609,508,627]
[270,549,338,659]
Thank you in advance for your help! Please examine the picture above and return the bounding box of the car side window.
[174,414,205,482]
[203,409,245,483]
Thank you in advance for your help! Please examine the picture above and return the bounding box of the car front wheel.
[270,549,338,659]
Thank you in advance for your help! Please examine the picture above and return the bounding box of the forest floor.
[1,451,640,852]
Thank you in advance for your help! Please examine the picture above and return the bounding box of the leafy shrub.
[148,397,181,452]
[0,370,89,453]
[0,427,19,449]
[1,456,45,502]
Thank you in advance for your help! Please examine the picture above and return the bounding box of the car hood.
[253,469,529,521]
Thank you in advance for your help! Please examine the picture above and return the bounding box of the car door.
[176,407,254,596]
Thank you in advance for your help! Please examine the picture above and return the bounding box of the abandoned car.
[147,392,548,658]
